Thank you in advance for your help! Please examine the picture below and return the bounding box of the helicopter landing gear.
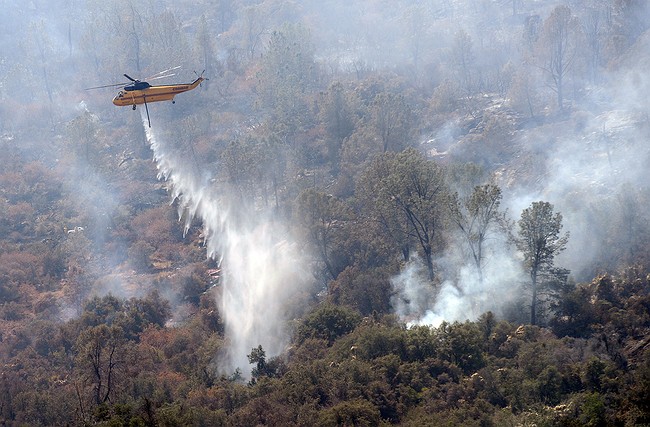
[132,105,136,110]
[172,100,175,104]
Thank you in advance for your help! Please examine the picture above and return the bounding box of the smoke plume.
[392,239,523,327]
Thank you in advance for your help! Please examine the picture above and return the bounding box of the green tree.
[248,345,267,381]
[627,348,650,424]
[296,304,361,344]
[247,345,285,381]
[357,149,448,281]
[76,293,170,341]
[319,81,358,168]
[221,134,287,209]
[75,324,127,405]
[516,201,569,325]
[330,265,393,316]
[295,188,355,280]
[318,399,381,427]
[550,282,597,337]
[124,290,172,332]
[435,321,486,374]
[256,24,317,143]
[370,91,415,153]
[66,111,102,166]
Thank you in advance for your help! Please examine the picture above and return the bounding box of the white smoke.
[391,257,431,322]
[392,236,523,327]
[141,111,308,378]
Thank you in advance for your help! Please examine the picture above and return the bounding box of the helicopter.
[85,67,206,127]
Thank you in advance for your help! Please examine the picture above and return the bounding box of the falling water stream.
[141,112,307,377]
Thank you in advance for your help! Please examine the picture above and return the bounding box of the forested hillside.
[0,0,649,425]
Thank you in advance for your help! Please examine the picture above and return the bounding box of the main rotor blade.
[124,74,137,82]
[84,82,128,90]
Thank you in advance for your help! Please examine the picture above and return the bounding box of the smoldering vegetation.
[0,0,649,425]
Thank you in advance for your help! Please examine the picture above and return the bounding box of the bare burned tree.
[450,184,506,285]
[537,5,582,111]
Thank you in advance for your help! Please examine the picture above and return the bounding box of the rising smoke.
[391,29,650,327]
[141,111,309,377]
[392,233,524,327]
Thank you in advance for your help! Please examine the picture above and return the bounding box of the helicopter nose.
[112,92,126,105]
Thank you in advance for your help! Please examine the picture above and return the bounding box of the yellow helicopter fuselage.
[112,76,204,107]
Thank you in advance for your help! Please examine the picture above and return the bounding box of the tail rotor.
[194,70,208,87]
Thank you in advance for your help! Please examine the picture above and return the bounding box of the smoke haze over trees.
[0,0,650,425]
